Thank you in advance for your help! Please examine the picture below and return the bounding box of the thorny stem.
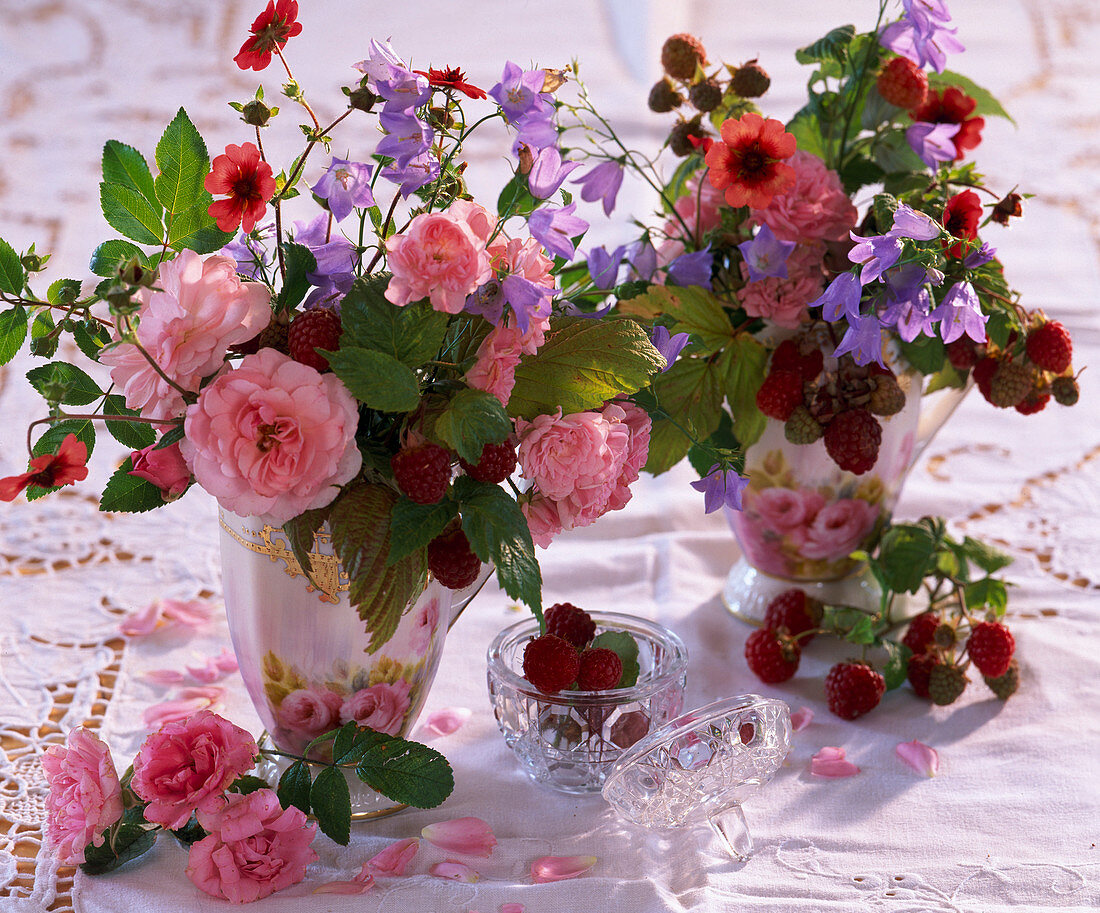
[275,48,320,130]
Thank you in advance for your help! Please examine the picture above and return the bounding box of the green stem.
[836,0,889,170]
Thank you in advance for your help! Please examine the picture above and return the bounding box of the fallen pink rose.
[368,837,420,876]
[422,816,497,857]
[429,860,479,883]
[415,707,472,740]
[530,855,598,883]
[141,686,223,729]
[789,706,814,732]
[896,739,939,777]
[810,746,860,778]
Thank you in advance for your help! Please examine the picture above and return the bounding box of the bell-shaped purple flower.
[222,223,275,280]
[881,288,937,343]
[586,245,626,289]
[849,232,904,284]
[465,279,505,326]
[833,313,886,367]
[528,146,581,199]
[626,239,658,282]
[738,223,796,282]
[290,215,356,289]
[691,464,750,514]
[377,110,433,167]
[964,242,997,269]
[810,272,863,322]
[889,204,941,241]
[528,203,589,260]
[311,158,375,222]
[906,122,960,170]
[501,274,554,334]
[513,100,558,152]
[666,247,713,290]
[879,1,965,72]
[571,161,624,217]
[650,325,691,373]
[931,280,988,344]
[381,150,440,198]
[490,62,549,122]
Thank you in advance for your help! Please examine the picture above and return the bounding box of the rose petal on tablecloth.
[422,817,497,856]
[367,837,420,876]
[810,746,861,778]
[896,739,939,777]
[429,860,479,882]
[530,855,598,883]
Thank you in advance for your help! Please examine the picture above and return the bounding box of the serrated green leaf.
[590,630,640,688]
[332,722,360,764]
[102,140,159,206]
[718,333,768,448]
[623,286,733,353]
[273,243,317,312]
[964,576,1008,614]
[962,536,1013,574]
[355,735,454,809]
[167,201,233,254]
[26,361,102,406]
[881,641,912,691]
[30,309,58,358]
[928,70,1015,124]
[796,24,856,64]
[311,765,352,846]
[644,356,725,475]
[435,388,512,464]
[786,111,828,160]
[334,726,391,766]
[99,458,166,513]
[80,824,157,876]
[341,276,449,368]
[101,182,164,246]
[156,425,185,449]
[282,507,331,592]
[0,305,28,365]
[924,361,965,394]
[878,524,938,594]
[0,237,26,295]
[154,108,210,215]
[47,278,82,305]
[324,346,421,413]
[104,395,156,450]
[388,497,458,565]
[277,760,312,815]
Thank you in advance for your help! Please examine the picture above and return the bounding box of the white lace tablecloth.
[2,2,1099,911]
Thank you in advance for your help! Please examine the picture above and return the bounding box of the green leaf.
[355,735,454,809]
[324,346,421,413]
[497,170,538,217]
[388,497,458,565]
[277,760,313,815]
[73,321,111,362]
[795,24,856,64]
[872,129,928,175]
[30,309,58,358]
[331,722,360,764]
[229,774,271,795]
[26,361,102,406]
[964,576,1008,614]
[924,361,965,394]
[0,305,28,365]
[454,476,542,613]
[878,523,938,594]
[273,243,317,312]
[962,536,1013,574]
[844,614,877,645]
[0,237,26,294]
[101,182,164,246]
[104,395,157,450]
[311,765,352,846]
[283,507,331,592]
[154,108,210,215]
[157,424,185,449]
[80,824,157,876]
[719,334,768,448]
[898,334,946,375]
[644,356,725,474]
[341,276,449,368]
[47,278,82,305]
[928,70,1015,124]
[170,816,207,846]
[623,286,733,353]
[102,140,159,206]
[167,201,234,254]
[590,630,640,688]
[785,111,828,160]
[839,155,886,194]
[507,317,664,420]
[99,458,166,513]
[881,641,912,691]
[435,388,512,464]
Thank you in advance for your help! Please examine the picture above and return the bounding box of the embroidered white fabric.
[2,1,1099,911]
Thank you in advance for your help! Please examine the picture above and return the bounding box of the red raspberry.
[906,651,940,699]
[973,355,999,403]
[823,408,882,475]
[459,441,518,484]
[288,307,342,372]
[576,647,623,691]
[902,611,939,655]
[744,628,801,684]
[756,370,804,421]
[966,621,1015,678]
[544,602,597,649]
[946,338,979,371]
[876,57,928,109]
[1015,391,1050,415]
[1025,320,1072,373]
[391,443,452,504]
[763,589,821,645]
[661,33,707,80]
[824,661,885,719]
[771,340,823,381]
[522,634,581,694]
[426,526,481,589]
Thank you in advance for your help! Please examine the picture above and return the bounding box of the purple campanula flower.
[906,122,960,170]
[691,464,749,514]
[833,313,886,367]
[290,214,356,288]
[889,204,941,242]
[222,222,275,279]
[849,231,904,284]
[626,239,658,282]
[465,279,505,325]
[879,0,964,73]
[377,109,433,167]
[353,38,407,84]
[737,223,796,282]
[490,62,549,122]
[513,100,559,152]
[666,247,713,290]
[528,146,581,199]
[964,242,997,269]
[528,203,589,260]
[650,325,691,372]
[561,301,615,319]
[571,161,624,217]
[881,288,937,343]
[311,157,375,222]
[501,274,553,334]
[810,272,863,322]
[932,280,988,344]
[586,245,626,289]
[883,262,934,303]
[382,150,440,198]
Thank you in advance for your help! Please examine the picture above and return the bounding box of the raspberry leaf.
[282,506,332,593]
[274,242,317,313]
[311,765,352,846]
[961,536,1013,575]
[388,497,459,565]
[590,630,640,688]
[880,640,912,691]
[341,275,449,368]
[719,333,768,448]
[324,346,421,413]
[435,388,511,464]
[643,356,725,475]
[963,577,1009,615]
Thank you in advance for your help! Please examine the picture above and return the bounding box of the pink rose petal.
[501,905,526,913]
[422,817,497,857]
[120,602,162,637]
[143,669,186,685]
[313,874,374,895]
[414,707,472,740]
[810,746,860,778]
[429,860,479,883]
[789,706,814,732]
[141,687,224,729]
[161,598,216,627]
[896,739,939,777]
[530,855,597,883]
[212,647,239,673]
[367,837,419,876]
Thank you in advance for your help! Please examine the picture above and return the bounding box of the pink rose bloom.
[41,728,123,865]
[276,688,343,739]
[798,498,879,562]
[385,211,492,313]
[181,348,362,525]
[465,326,523,406]
[738,242,825,329]
[449,198,497,245]
[523,494,564,549]
[131,709,257,830]
[339,680,413,736]
[752,151,858,243]
[128,440,191,499]
[99,250,270,420]
[603,400,651,512]
[750,486,827,535]
[410,598,441,656]
[187,789,317,904]
[490,236,556,291]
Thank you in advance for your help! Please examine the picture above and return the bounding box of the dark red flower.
[704,112,796,209]
[414,67,487,100]
[942,189,982,258]
[0,433,88,501]
[687,133,714,155]
[204,143,277,234]
[234,0,302,72]
[911,87,985,160]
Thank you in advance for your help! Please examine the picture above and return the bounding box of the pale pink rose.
[41,729,123,865]
[751,487,827,535]
[187,789,317,904]
[490,236,555,290]
[449,199,497,245]
[339,680,413,736]
[515,408,628,505]
[385,211,492,313]
[604,400,651,512]
[99,250,270,420]
[752,151,858,243]
[738,242,825,329]
[410,598,441,656]
[277,688,343,739]
[181,348,362,525]
[465,326,523,406]
[798,498,879,562]
[128,440,190,499]
[131,709,257,830]
[522,494,564,549]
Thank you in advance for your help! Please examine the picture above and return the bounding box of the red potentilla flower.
[687,133,714,155]
[204,142,277,234]
[233,0,302,72]
[942,189,982,259]
[0,433,89,501]
[911,86,984,160]
[704,112,797,210]
[414,67,488,100]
